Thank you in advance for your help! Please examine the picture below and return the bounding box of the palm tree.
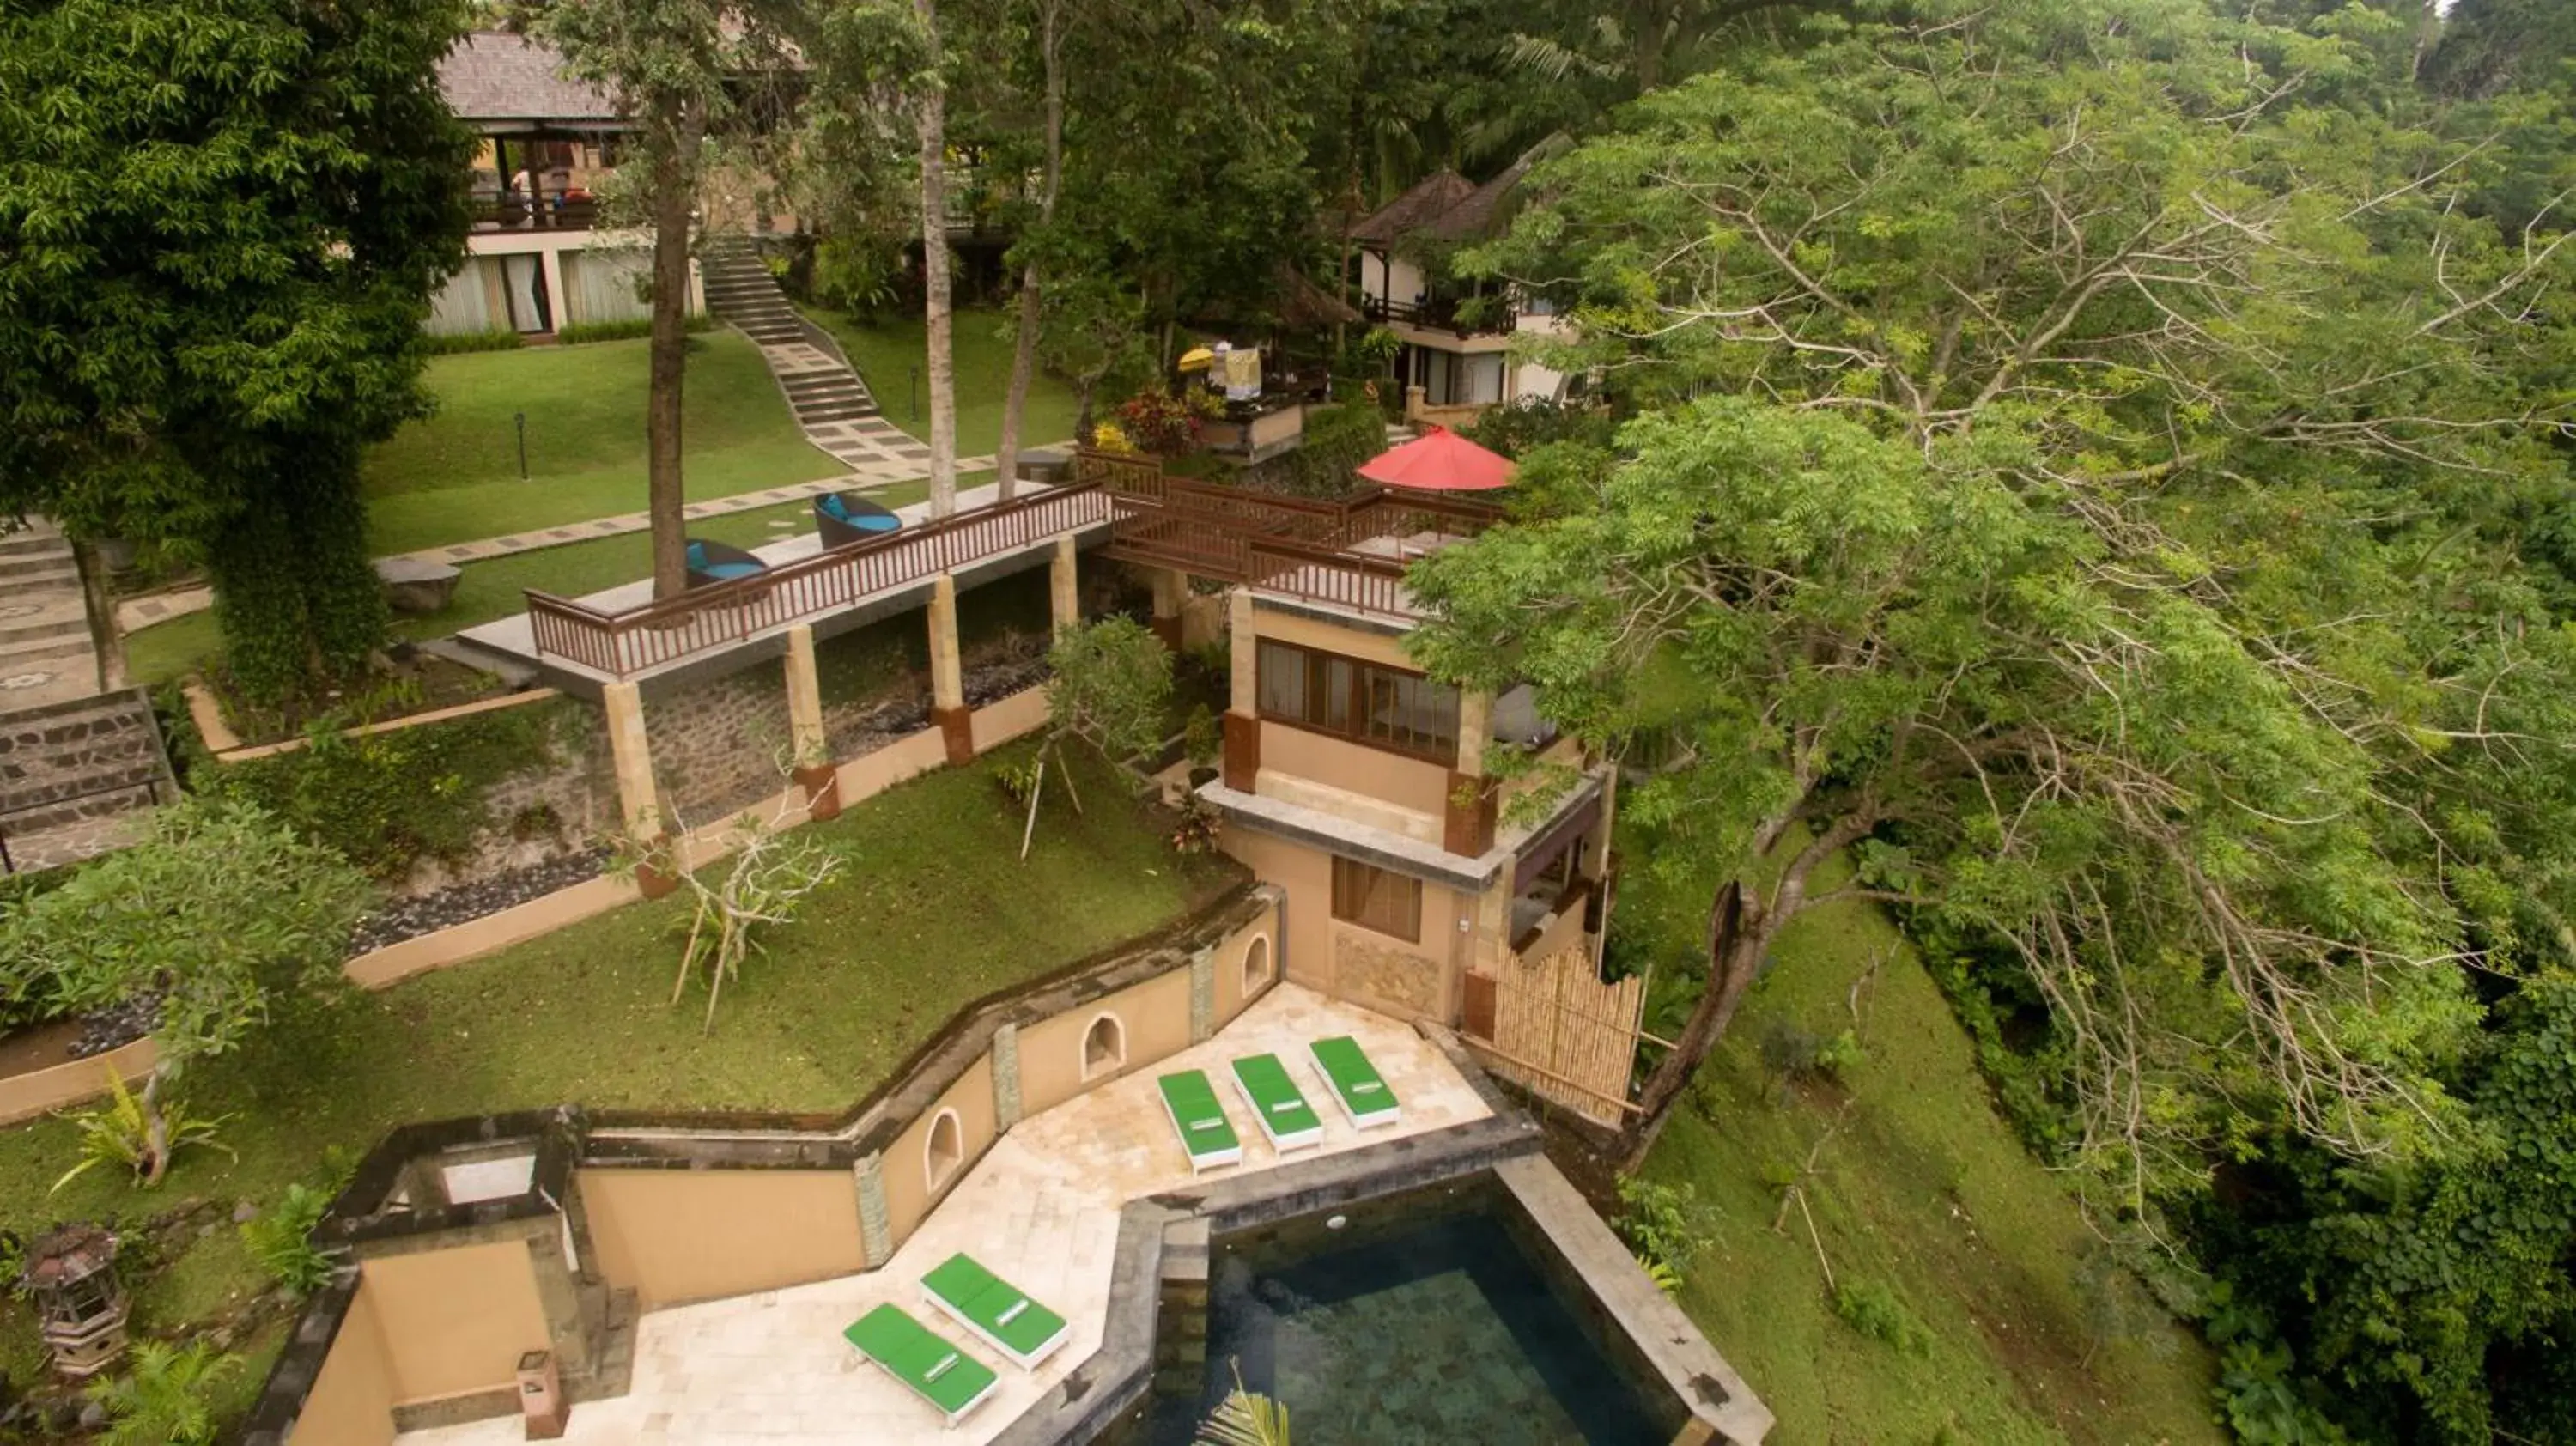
[1194,1363,1292,1446]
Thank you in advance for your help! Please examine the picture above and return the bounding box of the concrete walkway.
[395,984,1492,1446]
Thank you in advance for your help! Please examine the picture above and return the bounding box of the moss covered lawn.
[1621,843,2222,1444]
[361,331,843,557]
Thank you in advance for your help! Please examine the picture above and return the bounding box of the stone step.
[797,403,881,423]
[0,554,77,584]
[0,635,94,670]
[785,380,872,403]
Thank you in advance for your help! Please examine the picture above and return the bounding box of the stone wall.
[392,703,618,898]
[642,657,795,827]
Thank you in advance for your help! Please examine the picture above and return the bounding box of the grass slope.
[808,306,1082,458]
[1623,850,2220,1445]
[0,750,1227,1390]
[361,331,842,556]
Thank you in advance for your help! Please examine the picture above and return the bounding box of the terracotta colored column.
[782,623,840,821]
[1050,532,1079,635]
[603,681,676,898]
[1221,589,1261,792]
[1443,688,1497,857]
[927,573,973,765]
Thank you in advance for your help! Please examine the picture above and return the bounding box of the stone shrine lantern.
[20,1224,129,1378]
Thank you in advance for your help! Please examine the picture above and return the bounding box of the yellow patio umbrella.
[1176,346,1217,372]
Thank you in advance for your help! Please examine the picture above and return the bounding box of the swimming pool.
[1116,1176,1677,1444]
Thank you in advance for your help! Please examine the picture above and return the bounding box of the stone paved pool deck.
[395,984,1491,1446]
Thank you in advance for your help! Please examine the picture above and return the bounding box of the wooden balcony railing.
[526,483,1111,677]
[1078,447,1499,620]
[1362,293,1515,337]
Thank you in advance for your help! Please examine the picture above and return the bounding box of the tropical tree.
[0,0,473,702]
[991,0,1072,498]
[1423,0,2574,1180]
[534,0,801,595]
[0,799,371,1185]
[88,1341,241,1446]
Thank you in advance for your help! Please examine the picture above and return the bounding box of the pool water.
[1129,1188,1668,1445]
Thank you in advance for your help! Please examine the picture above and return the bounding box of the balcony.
[1079,450,1498,622]
[1363,293,1515,337]
[470,185,603,234]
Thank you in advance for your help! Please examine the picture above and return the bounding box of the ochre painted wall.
[1212,919,1276,1027]
[361,1241,551,1407]
[287,1285,398,1446]
[1257,724,1449,825]
[1221,830,1336,994]
[1253,609,1419,671]
[580,1169,866,1310]
[880,1054,998,1249]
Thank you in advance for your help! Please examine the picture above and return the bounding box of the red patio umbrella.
[1356,425,1515,492]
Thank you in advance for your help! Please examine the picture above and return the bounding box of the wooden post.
[927,573,973,764]
[782,623,839,820]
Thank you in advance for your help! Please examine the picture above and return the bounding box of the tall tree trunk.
[993,1,1066,502]
[647,106,702,600]
[914,0,957,518]
[72,539,128,694]
[1613,883,1765,1169]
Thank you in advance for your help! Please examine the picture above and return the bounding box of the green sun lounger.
[922,1252,1069,1369]
[1308,1035,1400,1130]
[844,1303,998,1427]
[1159,1069,1243,1173]
[1230,1052,1324,1152]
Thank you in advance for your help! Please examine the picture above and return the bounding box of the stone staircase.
[0,686,173,874]
[0,519,100,714]
[699,236,933,474]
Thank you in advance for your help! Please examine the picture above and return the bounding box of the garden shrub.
[556,315,713,346]
[422,328,523,355]
[1115,387,1204,456]
[1832,1279,1933,1354]
[1463,396,1618,459]
[1612,1176,1716,1291]
[208,699,574,880]
[1251,402,1383,498]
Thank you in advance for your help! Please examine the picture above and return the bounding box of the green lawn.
[1622,844,2221,1444]
[361,331,844,556]
[0,750,1230,1388]
[808,306,1082,459]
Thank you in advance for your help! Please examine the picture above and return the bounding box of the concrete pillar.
[538,246,569,333]
[854,1153,891,1267]
[927,573,972,765]
[1148,568,1188,652]
[1049,532,1080,635]
[782,623,839,820]
[1188,948,1217,1044]
[992,1024,1024,1132]
[602,681,677,898]
[1444,688,1497,858]
[1221,589,1261,793]
[1455,861,1518,1028]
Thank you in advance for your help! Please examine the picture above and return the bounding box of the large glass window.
[1256,640,1459,764]
[1332,857,1423,943]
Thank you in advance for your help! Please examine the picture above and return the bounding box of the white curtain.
[424,264,496,336]
[562,248,652,327]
